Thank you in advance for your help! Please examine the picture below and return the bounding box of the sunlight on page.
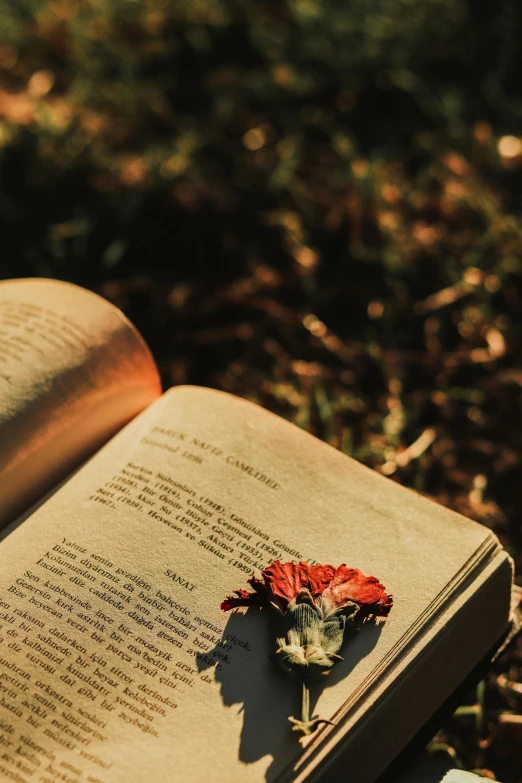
[0,278,161,527]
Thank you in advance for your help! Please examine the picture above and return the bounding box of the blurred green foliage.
[1,0,522,283]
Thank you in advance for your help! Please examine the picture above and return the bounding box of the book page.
[0,278,161,527]
[0,387,502,783]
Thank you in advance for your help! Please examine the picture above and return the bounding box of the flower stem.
[301,680,310,725]
[289,679,336,736]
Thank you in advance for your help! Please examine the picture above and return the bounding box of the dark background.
[1,1,522,778]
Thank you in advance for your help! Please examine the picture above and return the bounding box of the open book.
[0,278,513,783]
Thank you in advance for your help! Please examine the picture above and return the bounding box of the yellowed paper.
[0,278,161,526]
[0,387,505,783]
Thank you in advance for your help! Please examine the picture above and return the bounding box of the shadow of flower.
[196,608,383,781]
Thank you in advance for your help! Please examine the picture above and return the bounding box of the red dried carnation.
[221,560,392,620]
[222,560,393,737]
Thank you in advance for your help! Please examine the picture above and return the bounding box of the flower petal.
[262,561,336,607]
[221,561,392,621]
[220,577,268,611]
[322,565,393,618]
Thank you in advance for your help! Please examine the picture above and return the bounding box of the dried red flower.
[222,560,393,737]
[221,560,393,620]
